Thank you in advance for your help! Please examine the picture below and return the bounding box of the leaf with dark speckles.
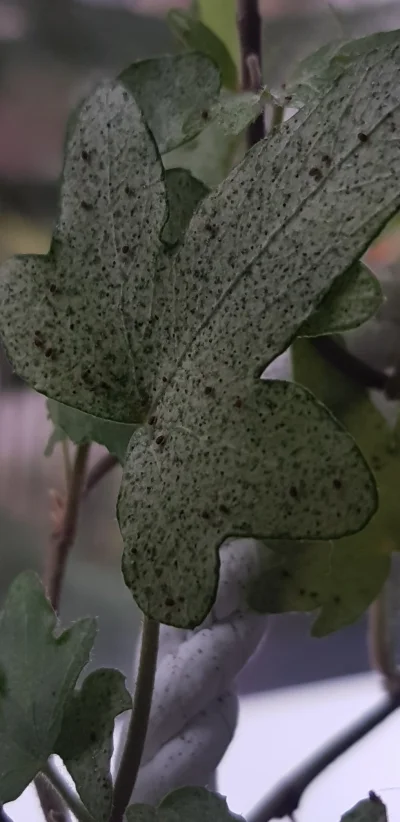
[118,380,377,628]
[0,572,96,803]
[120,39,400,628]
[248,338,400,636]
[340,795,387,822]
[55,669,131,822]
[46,399,137,464]
[120,54,221,154]
[0,83,166,423]
[162,169,208,247]
[286,29,400,106]
[126,786,243,822]
[300,263,382,337]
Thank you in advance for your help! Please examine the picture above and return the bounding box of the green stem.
[43,761,94,822]
[110,618,160,822]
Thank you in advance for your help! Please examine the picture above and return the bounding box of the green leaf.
[182,90,267,142]
[119,39,400,627]
[168,9,237,91]
[248,338,399,635]
[47,399,136,464]
[195,0,240,78]
[341,794,387,821]
[126,787,243,822]
[286,30,400,105]
[119,380,376,628]
[0,572,96,802]
[0,83,166,423]
[163,121,239,189]
[162,169,208,247]
[55,669,131,822]
[300,263,383,337]
[120,54,221,154]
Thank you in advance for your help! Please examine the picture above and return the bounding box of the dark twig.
[44,442,91,612]
[237,0,265,145]
[84,452,119,498]
[110,618,160,822]
[248,693,400,822]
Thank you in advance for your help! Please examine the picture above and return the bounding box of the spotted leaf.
[55,669,131,822]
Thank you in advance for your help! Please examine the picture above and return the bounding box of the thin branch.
[237,0,265,145]
[35,773,70,822]
[368,583,400,696]
[43,762,94,822]
[44,442,91,611]
[84,452,119,498]
[248,692,400,822]
[110,618,160,822]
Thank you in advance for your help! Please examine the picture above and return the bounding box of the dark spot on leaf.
[281,569,291,578]
[90,731,97,743]
[155,434,166,446]
[299,588,305,596]
[165,597,175,607]
[357,132,368,142]
[310,591,318,599]
[45,348,54,359]
[202,510,210,519]
[309,167,323,181]
[333,478,342,490]
[148,415,157,426]
[81,200,93,211]
[204,385,214,396]
[49,283,57,294]
[333,595,341,604]
[219,504,230,515]
[201,109,209,120]
[322,154,332,165]
[81,150,89,161]
[289,485,298,499]
[234,397,242,408]
[122,245,129,254]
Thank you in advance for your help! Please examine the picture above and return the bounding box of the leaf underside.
[2,36,400,625]
[126,787,243,822]
[300,262,382,337]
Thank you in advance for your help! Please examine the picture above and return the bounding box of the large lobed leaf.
[3,37,400,625]
[0,572,96,802]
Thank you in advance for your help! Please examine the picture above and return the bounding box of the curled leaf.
[300,263,383,337]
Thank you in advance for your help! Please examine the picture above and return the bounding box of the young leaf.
[168,9,237,91]
[0,83,166,424]
[0,572,96,803]
[286,29,400,106]
[120,54,221,154]
[47,399,136,464]
[182,90,267,142]
[162,169,208,247]
[118,379,376,628]
[126,787,243,822]
[300,263,382,337]
[163,121,239,189]
[341,794,387,821]
[55,669,130,822]
[195,0,240,78]
[248,338,400,636]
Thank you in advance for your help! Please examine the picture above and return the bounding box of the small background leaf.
[56,669,131,822]
[300,263,382,337]
[126,787,243,822]
[341,794,388,821]
[120,54,221,154]
[168,9,237,91]
[46,399,136,464]
[195,0,240,80]
[0,572,96,802]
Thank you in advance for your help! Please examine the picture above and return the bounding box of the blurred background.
[3,1,400,819]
